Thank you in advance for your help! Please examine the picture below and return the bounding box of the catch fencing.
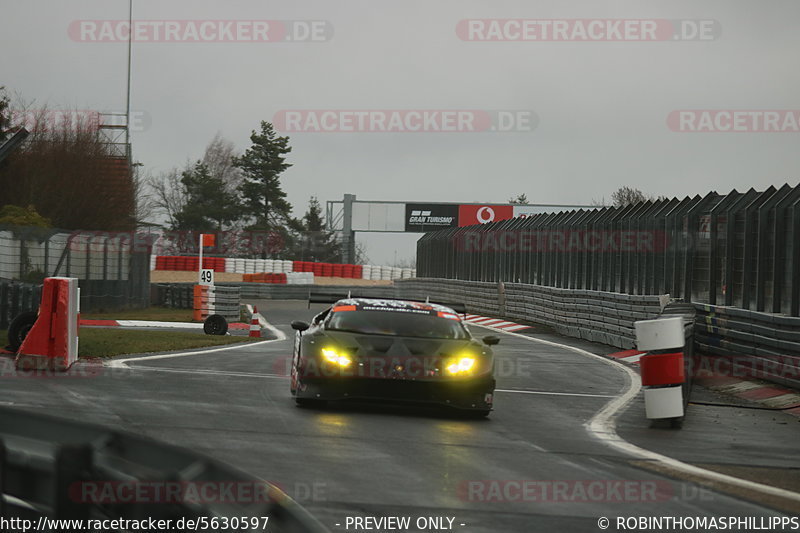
[0,225,150,312]
[417,184,800,316]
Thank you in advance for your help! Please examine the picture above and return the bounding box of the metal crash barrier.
[0,407,329,533]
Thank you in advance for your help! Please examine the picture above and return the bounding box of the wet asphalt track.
[1,300,798,532]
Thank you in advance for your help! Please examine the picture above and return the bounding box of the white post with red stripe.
[634,316,686,421]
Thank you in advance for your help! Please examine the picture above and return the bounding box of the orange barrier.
[16,277,80,371]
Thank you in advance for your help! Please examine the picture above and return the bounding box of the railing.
[394,278,667,349]
[694,303,800,389]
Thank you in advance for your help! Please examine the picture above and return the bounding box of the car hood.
[318,330,481,358]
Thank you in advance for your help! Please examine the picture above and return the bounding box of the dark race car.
[290,296,499,416]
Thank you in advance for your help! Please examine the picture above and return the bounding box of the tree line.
[0,87,345,262]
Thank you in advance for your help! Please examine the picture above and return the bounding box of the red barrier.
[16,277,80,371]
[640,352,685,386]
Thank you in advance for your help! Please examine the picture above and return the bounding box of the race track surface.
[1,300,797,532]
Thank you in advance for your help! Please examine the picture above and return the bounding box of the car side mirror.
[291,321,310,332]
[482,335,500,346]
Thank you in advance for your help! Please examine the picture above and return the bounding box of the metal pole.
[342,194,355,263]
[198,233,203,283]
[125,0,132,149]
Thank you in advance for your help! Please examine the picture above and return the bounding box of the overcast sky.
[4,0,799,263]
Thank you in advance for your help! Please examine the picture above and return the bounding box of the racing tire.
[7,311,38,352]
[203,314,228,335]
[295,398,327,409]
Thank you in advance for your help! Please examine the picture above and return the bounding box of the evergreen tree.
[172,161,240,231]
[234,121,293,230]
[297,196,342,262]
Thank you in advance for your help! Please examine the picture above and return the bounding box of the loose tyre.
[7,311,38,352]
[203,314,228,335]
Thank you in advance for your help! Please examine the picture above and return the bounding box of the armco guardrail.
[0,407,329,532]
[0,280,42,329]
[395,278,666,349]
[694,303,800,389]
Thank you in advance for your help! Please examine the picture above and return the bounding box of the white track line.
[107,308,286,368]
[473,321,800,504]
[496,389,616,398]
[107,338,281,368]
[127,365,288,379]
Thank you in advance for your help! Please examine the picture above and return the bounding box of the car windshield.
[327,310,469,339]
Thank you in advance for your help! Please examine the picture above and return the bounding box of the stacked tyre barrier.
[241,272,315,284]
[694,303,800,390]
[292,261,363,278]
[153,256,226,272]
[151,284,194,309]
[0,280,42,329]
[360,265,416,281]
[150,255,416,280]
[192,284,240,322]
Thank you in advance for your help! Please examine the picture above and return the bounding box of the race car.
[290,296,499,416]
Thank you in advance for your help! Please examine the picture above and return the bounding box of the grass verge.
[2,327,259,358]
[78,328,259,358]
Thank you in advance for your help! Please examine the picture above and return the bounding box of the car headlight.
[445,356,476,375]
[321,347,352,368]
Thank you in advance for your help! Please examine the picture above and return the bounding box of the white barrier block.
[245,259,256,273]
[644,386,684,419]
[234,258,245,273]
[256,259,266,273]
[225,258,235,272]
[635,316,685,351]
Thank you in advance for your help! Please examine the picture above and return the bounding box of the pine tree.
[235,121,293,230]
[172,161,240,231]
[297,196,342,262]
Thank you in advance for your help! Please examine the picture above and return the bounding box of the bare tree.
[1,98,136,230]
[131,163,157,227]
[146,133,244,230]
[611,186,649,208]
[146,166,187,229]
[202,132,243,194]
